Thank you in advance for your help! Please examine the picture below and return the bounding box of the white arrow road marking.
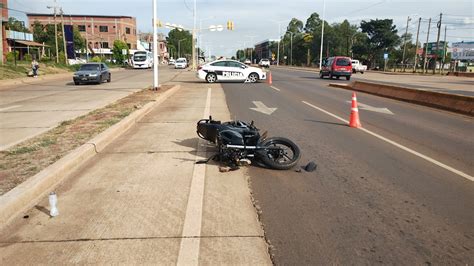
[250,101,277,115]
[0,105,21,112]
[346,101,394,115]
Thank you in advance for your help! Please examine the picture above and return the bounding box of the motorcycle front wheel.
[258,137,300,170]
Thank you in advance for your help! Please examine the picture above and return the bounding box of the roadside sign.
[383,53,388,60]
[122,49,127,55]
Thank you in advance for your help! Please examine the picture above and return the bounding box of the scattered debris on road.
[304,161,317,172]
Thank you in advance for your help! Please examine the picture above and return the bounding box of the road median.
[0,84,181,229]
[329,81,474,116]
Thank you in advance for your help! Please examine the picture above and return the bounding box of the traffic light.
[155,19,162,27]
[227,20,234,31]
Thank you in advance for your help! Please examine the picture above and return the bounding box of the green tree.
[359,19,401,67]
[7,17,29,33]
[166,29,192,59]
[32,21,59,57]
[236,49,245,60]
[73,26,85,51]
[112,40,129,64]
[304,13,322,33]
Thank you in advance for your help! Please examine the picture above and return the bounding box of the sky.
[6,0,474,57]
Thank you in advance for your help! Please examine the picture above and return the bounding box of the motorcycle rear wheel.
[259,137,300,170]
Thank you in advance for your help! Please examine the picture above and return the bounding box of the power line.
[444,14,472,17]
[342,0,387,17]
[0,6,29,14]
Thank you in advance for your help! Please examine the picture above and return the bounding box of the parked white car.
[351,59,367,74]
[175,58,187,69]
[169,59,176,65]
[197,59,267,83]
[259,58,270,68]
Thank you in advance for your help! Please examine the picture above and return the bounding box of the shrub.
[91,56,102,63]
[58,52,66,64]
[40,56,51,62]
[6,51,19,62]
[23,54,32,62]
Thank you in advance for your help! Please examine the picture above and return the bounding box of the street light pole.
[178,38,186,58]
[277,22,281,66]
[319,0,326,69]
[152,0,159,90]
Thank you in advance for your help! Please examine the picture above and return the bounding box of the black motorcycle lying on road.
[196,117,300,170]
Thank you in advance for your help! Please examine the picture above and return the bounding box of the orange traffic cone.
[267,71,273,85]
[349,92,362,128]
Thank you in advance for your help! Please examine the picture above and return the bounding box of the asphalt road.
[221,68,474,264]
[0,66,179,150]
[274,66,474,96]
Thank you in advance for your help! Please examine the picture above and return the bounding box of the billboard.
[64,25,75,59]
[451,42,474,60]
[423,41,447,58]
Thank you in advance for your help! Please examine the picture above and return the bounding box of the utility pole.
[0,2,3,65]
[413,17,421,73]
[319,0,326,69]
[84,32,89,61]
[401,16,411,72]
[423,18,431,74]
[191,0,197,70]
[54,8,59,63]
[60,8,68,64]
[434,13,442,74]
[47,0,60,63]
[441,25,447,74]
[152,0,159,90]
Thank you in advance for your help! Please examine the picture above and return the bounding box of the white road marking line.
[177,88,211,265]
[0,105,21,112]
[302,101,473,182]
[270,85,281,91]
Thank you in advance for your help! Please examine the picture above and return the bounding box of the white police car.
[197,60,267,83]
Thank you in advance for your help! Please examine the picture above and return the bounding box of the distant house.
[5,30,48,60]
[137,32,168,63]
[1,0,9,63]
[1,0,47,62]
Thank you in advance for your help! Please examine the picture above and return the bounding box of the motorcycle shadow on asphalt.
[171,137,281,170]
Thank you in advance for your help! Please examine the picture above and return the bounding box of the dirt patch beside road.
[0,86,171,196]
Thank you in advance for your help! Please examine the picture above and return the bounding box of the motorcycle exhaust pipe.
[225,144,257,149]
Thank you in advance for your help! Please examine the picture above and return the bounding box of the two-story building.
[26,13,138,56]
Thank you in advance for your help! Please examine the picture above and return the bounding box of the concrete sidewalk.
[0,72,271,264]
[274,65,474,97]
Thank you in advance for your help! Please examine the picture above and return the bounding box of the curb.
[0,84,181,230]
[329,81,474,116]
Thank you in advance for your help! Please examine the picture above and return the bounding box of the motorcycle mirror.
[251,120,254,126]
